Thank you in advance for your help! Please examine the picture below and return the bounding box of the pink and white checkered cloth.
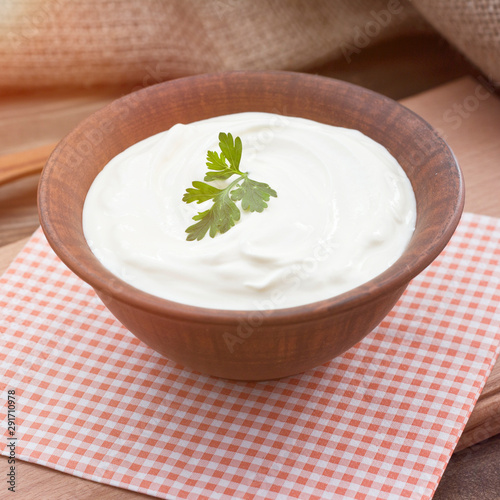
[1,212,499,499]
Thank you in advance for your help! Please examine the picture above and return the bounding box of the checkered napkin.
[1,212,499,500]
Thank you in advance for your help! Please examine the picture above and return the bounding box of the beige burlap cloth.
[0,0,498,89]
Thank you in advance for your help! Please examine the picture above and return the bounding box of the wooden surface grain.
[401,77,500,218]
[0,87,128,156]
[0,174,40,247]
[0,76,499,498]
[434,433,500,500]
[0,142,57,186]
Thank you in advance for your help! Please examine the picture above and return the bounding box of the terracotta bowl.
[38,71,464,380]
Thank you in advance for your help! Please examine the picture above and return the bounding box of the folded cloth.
[0,0,430,89]
[413,0,500,87]
[0,212,499,499]
[1,0,499,90]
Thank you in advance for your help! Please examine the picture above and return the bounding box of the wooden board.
[0,88,125,248]
[1,76,499,498]
[401,79,500,451]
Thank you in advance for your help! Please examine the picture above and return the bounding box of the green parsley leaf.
[183,132,277,240]
[185,193,240,241]
[230,177,278,212]
[218,132,242,171]
[182,181,221,204]
[204,151,234,181]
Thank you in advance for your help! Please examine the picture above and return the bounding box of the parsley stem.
[224,173,247,192]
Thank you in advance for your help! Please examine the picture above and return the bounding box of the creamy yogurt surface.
[83,112,416,310]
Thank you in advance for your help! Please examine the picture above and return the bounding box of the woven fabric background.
[0,212,499,499]
[414,0,500,86]
[0,0,430,89]
[1,0,499,89]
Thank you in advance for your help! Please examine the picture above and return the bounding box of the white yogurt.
[82,112,416,310]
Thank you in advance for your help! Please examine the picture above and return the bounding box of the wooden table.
[1,77,499,499]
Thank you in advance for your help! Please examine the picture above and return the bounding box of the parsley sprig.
[182,132,277,241]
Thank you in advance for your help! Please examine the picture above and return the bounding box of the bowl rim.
[38,70,465,324]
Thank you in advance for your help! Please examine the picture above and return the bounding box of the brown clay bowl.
[38,71,464,380]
